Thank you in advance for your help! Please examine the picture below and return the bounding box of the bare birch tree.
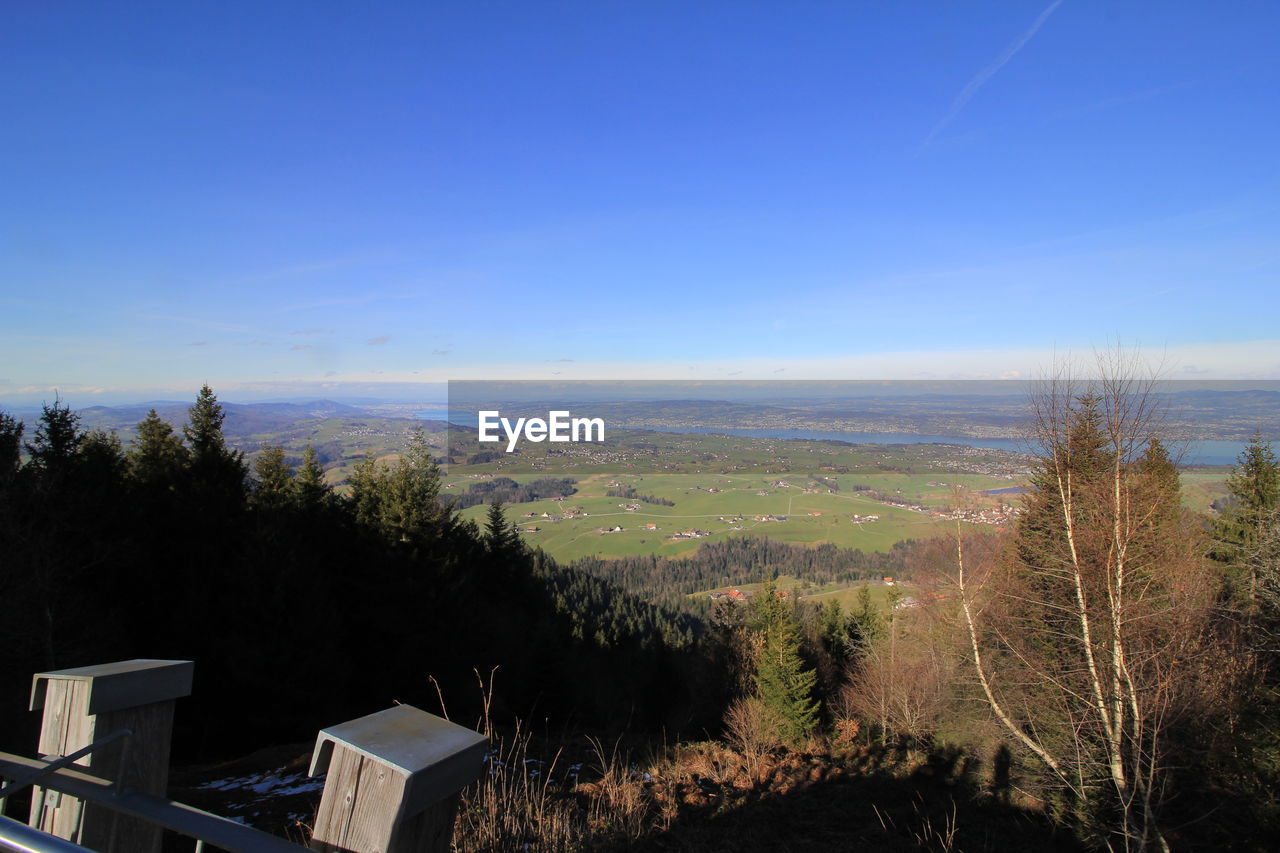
[929,355,1236,851]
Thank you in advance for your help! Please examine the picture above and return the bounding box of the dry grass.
[444,670,1061,852]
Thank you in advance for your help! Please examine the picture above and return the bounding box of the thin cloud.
[431,349,451,356]
[922,0,1065,149]
[367,336,391,346]
[189,341,209,347]
[290,344,312,351]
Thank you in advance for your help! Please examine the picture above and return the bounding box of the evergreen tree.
[128,409,188,487]
[25,400,82,475]
[182,385,246,504]
[751,579,819,747]
[1214,433,1280,603]
[1137,437,1182,528]
[184,384,228,457]
[252,445,293,509]
[292,446,330,507]
[820,597,845,663]
[77,429,127,484]
[846,584,885,657]
[485,499,520,555]
[349,429,450,547]
[0,412,22,487]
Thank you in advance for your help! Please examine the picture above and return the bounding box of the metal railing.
[0,815,92,852]
[0,750,309,853]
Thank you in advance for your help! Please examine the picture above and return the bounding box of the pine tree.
[0,411,22,487]
[820,597,845,662]
[485,498,519,554]
[182,385,246,504]
[184,384,228,457]
[1137,437,1182,528]
[1214,432,1280,602]
[845,585,885,660]
[26,399,82,474]
[349,429,450,547]
[293,446,330,507]
[128,409,188,487]
[78,429,126,483]
[751,579,819,747]
[252,445,293,509]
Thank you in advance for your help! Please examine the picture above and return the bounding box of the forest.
[0,387,705,760]
[2,375,1279,851]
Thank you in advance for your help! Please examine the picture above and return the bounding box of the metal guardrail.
[0,815,93,852]
[0,753,309,853]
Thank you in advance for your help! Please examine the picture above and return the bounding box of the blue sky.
[3,1,1279,405]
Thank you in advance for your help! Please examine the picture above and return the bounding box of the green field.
[687,574,919,614]
[1178,469,1231,513]
[449,429,1029,561]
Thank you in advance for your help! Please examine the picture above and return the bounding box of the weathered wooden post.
[27,659,193,852]
[308,704,487,853]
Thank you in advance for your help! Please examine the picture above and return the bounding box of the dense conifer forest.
[0,388,704,760]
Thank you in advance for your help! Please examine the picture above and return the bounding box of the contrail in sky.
[922,0,1066,148]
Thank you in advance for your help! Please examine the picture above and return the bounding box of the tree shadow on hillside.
[625,746,1083,853]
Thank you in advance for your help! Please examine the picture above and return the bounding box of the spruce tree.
[129,409,188,487]
[77,429,126,482]
[252,445,293,509]
[184,384,228,457]
[485,498,519,554]
[1137,437,1182,528]
[1214,432,1280,602]
[0,411,22,486]
[348,429,450,547]
[26,399,82,474]
[293,446,330,507]
[820,597,845,663]
[751,579,819,747]
[182,385,246,504]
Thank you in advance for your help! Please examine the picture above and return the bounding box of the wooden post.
[28,659,193,852]
[308,705,487,853]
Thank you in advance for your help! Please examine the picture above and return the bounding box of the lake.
[416,412,1247,467]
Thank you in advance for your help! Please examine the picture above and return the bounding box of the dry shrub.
[724,695,783,755]
[723,695,785,783]
[453,721,582,852]
[843,634,951,743]
[581,737,659,842]
[450,666,660,851]
[833,716,862,748]
[452,728,664,852]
